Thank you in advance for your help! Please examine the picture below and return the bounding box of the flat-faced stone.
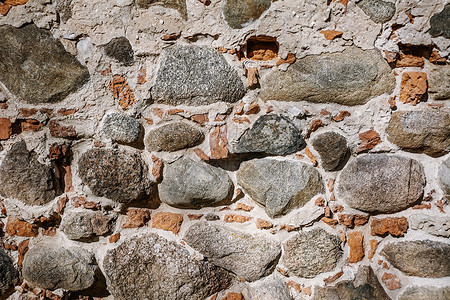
[439,156,450,196]
[399,286,450,300]
[137,0,187,19]
[237,158,324,218]
[428,66,450,100]
[103,233,231,299]
[223,0,271,29]
[357,0,396,23]
[145,122,204,152]
[233,114,304,155]
[336,154,425,214]
[282,228,342,278]
[60,210,115,241]
[0,248,19,296]
[0,141,56,206]
[312,132,349,171]
[381,240,450,278]
[243,274,292,300]
[158,158,233,208]
[430,4,450,38]
[409,214,450,237]
[260,47,394,105]
[104,37,134,65]
[78,148,152,203]
[184,222,281,281]
[386,110,450,157]
[101,112,141,144]
[151,45,245,106]
[0,24,89,104]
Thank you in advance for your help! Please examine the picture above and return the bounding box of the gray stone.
[151,45,245,106]
[103,233,231,300]
[336,154,425,214]
[184,222,281,282]
[312,132,349,171]
[0,248,19,297]
[439,156,450,196]
[137,0,187,20]
[78,148,152,203]
[386,110,450,157]
[158,158,233,208]
[399,286,450,300]
[430,4,450,38]
[282,228,342,278]
[223,0,271,29]
[428,66,450,100]
[260,47,394,106]
[54,0,73,23]
[233,114,304,155]
[409,214,450,237]
[145,122,204,152]
[22,241,98,291]
[104,37,134,65]
[237,158,324,218]
[101,112,141,144]
[381,240,450,278]
[357,0,396,23]
[243,274,292,300]
[60,211,115,241]
[313,266,390,300]
[0,24,89,104]
[0,141,56,206]
[205,213,220,221]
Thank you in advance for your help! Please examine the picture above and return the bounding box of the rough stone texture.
[428,66,450,100]
[371,217,408,237]
[260,47,394,106]
[399,72,428,105]
[282,228,342,278]
[158,158,233,208]
[0,24,89,104]
[429,4,450,38]
[145,122,204,152]
[0,248,18,296]
[243,274,292,300]
[22,241,98,291]
[399,286,450,300]
[0,141,56,206]
[101,112,141,144]
[233,114,304,155]
[237,158,324,218]
[312,132,349,171]
[151,45,245,106]
[184,222,281,281]
[357,0,396,23]
[336,154,425,213]
[313,266,390,300]
[103,233,231,299]
[78,148,151,203]
[409,214,450,237]
[438,155,450,196]
[104,37,134,65]
[223,0,271,29]
[381,240,450,278]
[386,110,450,157]
[137,0,187,20]
[60,210,115,240]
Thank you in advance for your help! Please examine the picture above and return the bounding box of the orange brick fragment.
[304,147,317,166]
[247,67,259,88]
[324,270,344,284]
[399,72,427,105]
[224,214,252,223]
[18,239,29,266]
[332,111,350,122]
[187,214,203,220]
[109,75,135,110]
[235,203,254,212]
[371,217,408,237]
[152,212,183,235]
[137,66,147,84]
[109,233,121,243]
[256,218,273,229]
[382,273,401,290]
[348,231,364,263]
[287,281,302,292]
[245,102,260,115]
[320,30,343,40]
[221,292,244,300]
[303,286,311,296]
[322,217,338,228]
[122,208,151,228]
[0,118,12,140]
[396,54,424,68]
[152,155,163,183]
[194,148,210,161]
[6,217,38,237]
[191,113,209,125]
[356,129,381,153]
[412,203,431,210]
[368,239,378,261]
[209,125,228,159]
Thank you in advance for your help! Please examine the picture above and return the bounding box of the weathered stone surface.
[104,37,134,65]
[312,132,349,171]
[313,266,390,300]
[60,210,115,240]
[428,66,450,100]
[260,47,394,106]
[233,115,304,155]
[78,148,151,203]
[223,0,271,29]
[386,110,450,157]
[381,240,450,278]
[357,0,396,23]
[0,141,56,206]
[371,217,408,237]
[0,24,89,104]
[103,233,231,299]
[0,248,18,296]
[145,122,204,152]
[137,0,187,19]
[399,286,450,300]
[243,274,292,300]
[101,112,141,144]
[159,158,233,208]
[184,222,281,281]
[237,158,323,218]
[430,4,450,38]
[439,155,450,196]
[336,154,425,213]
[151,45,245,106]
[282,228,342,278]
[22,241,98,291]
[410,214,450,237]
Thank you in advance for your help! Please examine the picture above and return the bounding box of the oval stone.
[0,248,19,296]
[145,122,204,152]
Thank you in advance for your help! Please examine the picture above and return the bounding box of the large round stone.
[357,0,396,23]
[336,154,425,214]
[101,112,141,144]
[60,210,115,241]
[145,122,204,152]
[312,132,349,171]
[223,0,271,29]
[430,4,450,38]
[0,248,19,297]
[428,65,450,100]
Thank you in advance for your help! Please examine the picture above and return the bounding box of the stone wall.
[0,0,449,299]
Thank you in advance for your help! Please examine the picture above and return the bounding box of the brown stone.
[194,148,210,161]
[21,119,42,132]
[19,108,37,117]
[224,214,252,223]
[152,212,183,234]
[188,214,203,220]
[356,129,381,153]
[49,120,77,138]
[256,218,272,229]
[0,3,11,15]
[42,227,57,236]
[324,270,344,284]
[122,208,151,228]
[322,217,338,228]
[287,281,302,292]
[210,125,228,159]
[247,67,259,88]
[400,72,427,105]
[303,286,311,296]
[152,108,164,119]
[396,54,424,68]
[368,239,378,261]
[429,50,447,64]
[221,292,244,300]
[168,108,184,115]
[315,197,325,207]
[6,217,38,237]
[191,114,209,125]
[18,239,30,266]
[381,272,401,290]
[304,147,317,166]
[235,203,254,212]
[245,102,260,115]
[151,155,163,183]
[109,75,135,110]
[0,118,12,140]
[354,215,369,226]
[371,217,408,237]
[58,108,77,116]
[320,30,343,40]
[109,232,121,243]
[332,111,351,122]
[55,196,67,214]
[137,66,147,84]
[348,231,364,263]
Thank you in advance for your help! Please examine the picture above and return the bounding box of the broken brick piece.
[235,203,254,212]
[152,212,183,235]
[0,118,12,140]
[109,75,135,110]
[382,272,401,290]
[320,30,343,40]
[256,218,273,229]
[399,72,427,105]
[368,239,378,261]
[122,208,151,228]
[224,214,252,223]
[6,217,38,237]
[356,129,381,153]
[209,125,228,159]
[348,231,364,263]
[371,217,408,237]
